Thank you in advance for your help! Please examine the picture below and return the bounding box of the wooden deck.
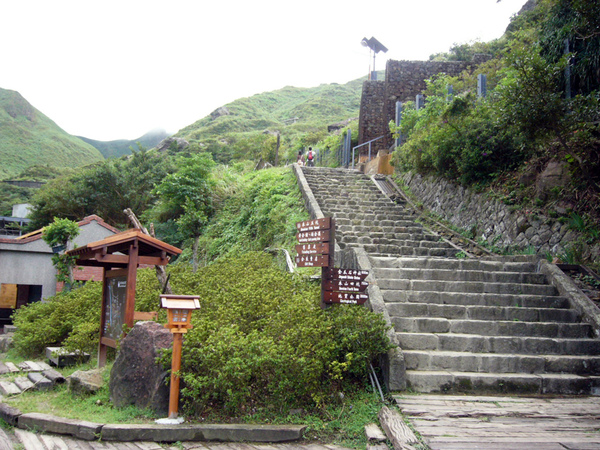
[394,394,600,450]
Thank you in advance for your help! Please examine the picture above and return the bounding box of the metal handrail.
[352,136,384,169]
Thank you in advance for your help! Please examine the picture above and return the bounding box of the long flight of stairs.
[300,166,600,395]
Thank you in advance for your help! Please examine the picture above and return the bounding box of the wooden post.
[321,218,335,309]
[124,240,139,329]
[169,331,183,418]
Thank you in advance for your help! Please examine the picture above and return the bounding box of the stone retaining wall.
[398,171,599,261]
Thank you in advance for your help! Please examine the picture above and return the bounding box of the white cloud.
[0,0,529,141]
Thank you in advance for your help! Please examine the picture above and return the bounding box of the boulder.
[536,160,570,200]
[109,321,173,415]
[68,368,104,395]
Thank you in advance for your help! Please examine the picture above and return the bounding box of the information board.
[102,270,128,344]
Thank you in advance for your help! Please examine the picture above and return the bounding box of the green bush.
[162,252,392,415]
[12,282,103,357]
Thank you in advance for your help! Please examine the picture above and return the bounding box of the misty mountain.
[78,128,171,159]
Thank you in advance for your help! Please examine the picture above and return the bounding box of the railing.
[351,136,384,169]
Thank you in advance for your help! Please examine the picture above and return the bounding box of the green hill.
[176,79,365,163]
[78,128,171,159]
[0,88,104,180]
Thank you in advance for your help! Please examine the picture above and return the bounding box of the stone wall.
[398,171,599,260]
[358,56,490,153]
[357,81,386,153]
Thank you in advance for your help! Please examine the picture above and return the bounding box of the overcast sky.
[1,0,529,141]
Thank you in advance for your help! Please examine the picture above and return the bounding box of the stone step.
[337,225,426,235]
[338,231,438,242]
[373,268,548,284]
[396,332,600,355]
[377,279,557,296]
[387,303,580,323]
[393,318,592,338]
[370,256,539,272]
[404,370,600,395]
[361,245,458,258]
[403,350,600,375]
[381,290,570,308]
[340,237,448,249]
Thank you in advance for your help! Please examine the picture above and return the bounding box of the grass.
[0,352,393,449]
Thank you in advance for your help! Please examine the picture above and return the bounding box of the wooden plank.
[296,229,331,243]
[378,405,419,450]
[0,284,17,309]
[13,429,45,450]
[295,242,331,255]
[365,423,387,442]
[295,254,329,267]
[323,291,368,304]
[323,279,368,293]
[296,217,332,232]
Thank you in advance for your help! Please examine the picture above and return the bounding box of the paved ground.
[7,429,354,450]
[395,394,600,450]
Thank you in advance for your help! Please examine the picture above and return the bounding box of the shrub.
[12,282,103,357]
[162,252,392,415]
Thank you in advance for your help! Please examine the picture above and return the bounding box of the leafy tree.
[42,217,80,286]
[151,153,216,271]
[27,146,175,229]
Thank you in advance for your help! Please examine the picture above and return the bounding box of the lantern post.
[160,294,200,419]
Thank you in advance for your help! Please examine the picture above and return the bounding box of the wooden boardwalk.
[394,394,600,450]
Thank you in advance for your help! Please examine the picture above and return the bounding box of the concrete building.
[0,215,118,325]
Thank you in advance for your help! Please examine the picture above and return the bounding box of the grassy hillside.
[78,128,170,158]
[176,79,364,163]
[0,88,104,180]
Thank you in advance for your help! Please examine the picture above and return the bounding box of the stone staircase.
[299,166,600,395]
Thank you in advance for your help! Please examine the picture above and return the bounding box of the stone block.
[42,369,66,384]
[100,423,306,443]
[14,376,34,392]
[0,403,22,426]
[45,347,90,367]
[4,362,18,373]
[28,372,53,390]
[68,368,104,395]
[18,413,103,440]
[0,381,21,396]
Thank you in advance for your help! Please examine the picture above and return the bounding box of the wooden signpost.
[294,217,369,307]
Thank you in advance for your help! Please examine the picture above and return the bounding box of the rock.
[155,137,189,153]
[536,160,571,200]
[109,321,173,416]
[210,106,231,119]
[68,368,104,395]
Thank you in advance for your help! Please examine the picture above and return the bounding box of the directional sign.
[295,243,331,256]
[323,279,368,293]
[324,268,369,281]
[295,254,329,267]
[323,291,369,305]
[296,229,331,243]
[296,217,332,233]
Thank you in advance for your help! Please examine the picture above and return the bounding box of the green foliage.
[11,269,163,358]
[78,129,169,159]
[194,167,309,264]
[392,75,528,185]
[160,252,392,415]
[0,88,103,180]
[27,146,176,229]
[539,0,600,96]
[11,282,103,357]
[42,217,81,284]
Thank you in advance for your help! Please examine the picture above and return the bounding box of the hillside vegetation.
[78,128,170,159]
[176,80,363,163]
[392,0,600,264]
[0,88,104,180]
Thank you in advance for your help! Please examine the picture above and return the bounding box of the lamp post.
[160,294,200,419]
[361,36,388,81]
